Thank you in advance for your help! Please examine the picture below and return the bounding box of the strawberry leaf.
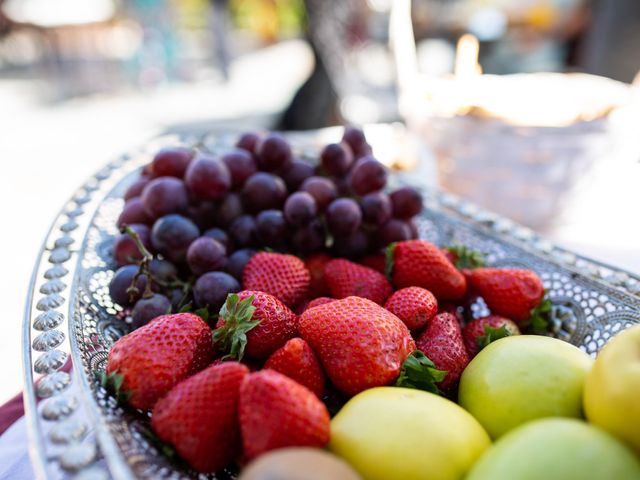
[476,324,513,351]
[138,424,182,464]
[395,351,447,395]
[385,242,397,282]
[178,302,193,313]
[95,370,132,404]
[445,244,486,269]
[521,291,552,334]
[194,307,210,323]
[212,294,259,361]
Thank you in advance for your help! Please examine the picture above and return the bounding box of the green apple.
[466,418,640,480]
[584,324,640,453]
[329,387,491,480]
[458,335,593,438]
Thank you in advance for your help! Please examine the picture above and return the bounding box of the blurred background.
[1,0,639,404]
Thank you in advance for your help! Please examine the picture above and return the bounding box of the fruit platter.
[23,126,640,479]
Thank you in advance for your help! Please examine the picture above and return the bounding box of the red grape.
[255,210,288,248]
[117,198,153,227]
[203,228,232,254]
[292,219,325,254]
[221,148,257,189]
[300,176,337,211]
[148,259,178,286]
[342,126,372,158]
[150,214,200,263]
[184,153,231,201]
[141,177,189,219]
[390,186,423,219]
[109,265,148,307]
[124,176,150,201]
[349,156,387,196]
[186,237,227,276]
[193,272,240,310]
[279,159,314,191]
[321,142,354,176]
[225,248,257,281]
[186,201,217,230]
[333,229,370,258]
[113,224,151,266]
[256,133,292,171]
[326,198,362,236]
[379,218,412,247]
[242,172,287,213]
[236,132,261,155]
[150,147,194,178]
[131,294,171,329]
[360,191,392,225]
[214,192,244,227]
[229,215,257,247]
[284,191,317,226]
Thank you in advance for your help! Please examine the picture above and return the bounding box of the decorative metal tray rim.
[22,128,640,480]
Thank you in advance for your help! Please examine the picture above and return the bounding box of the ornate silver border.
[22,128,640,479]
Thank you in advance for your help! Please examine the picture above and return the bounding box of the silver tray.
[23,128,640,479]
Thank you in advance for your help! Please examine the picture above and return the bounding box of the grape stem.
[121,224,154,299]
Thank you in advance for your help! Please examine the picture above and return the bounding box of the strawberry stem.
[95,370,132,404]
[476,324,513,351]
[526,294,552,334]
[384,242,397,282]
[445,244,486,269]
[395,351,447,395]
[212,294,260,360]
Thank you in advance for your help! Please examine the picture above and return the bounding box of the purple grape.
[117,198,153,227]
[321,142,354,176]
[193,271,240,311]
[242,172,287,213]
[333,229,370,258]
[379,219,412,247]
[225,248,257,281]
[113,224,151,266]
[349,156,387,196]
[141,177,189,219]
[203,228,232,254]
[184,153,231,201]
[291,219,325,254]
[228,215,257,247]
[150,214,199,263]
[186,201,217,230]
[390,186,423,219]
[256,133,292,171]
[284,191,317,226]
[221,148,257,189]
[124,176,150,201]
[407,219,419,239]
[236,132,261,155]
[326,198,362,236]
[342,126,372,158]
[279,159,314,191]
[214,192,244,227]
[360,192,392,225]
[131,294,171,329]
[300,176,337,211]
[148,259,178,286]
[151,147,194,178]
[255,209,288,248]
[166,287,189,311]
[333,176,352,197]
[109,265,148,307]
[186,237,227,276]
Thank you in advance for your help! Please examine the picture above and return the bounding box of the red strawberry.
[264,338,325,397]
[299,296,415,396]
[106,313,214,410]
[360,253,386,274]
[415,312,469,390]
[306,297,335,310]
[243,252,310,307]
[462,315,521,358]
[384,287,438,331]
[239,370,330,460]
[324,258,392,305]
[466,268,545,323]
[305,253,332,298]
[214,291,297,360]
[151,362,248,473]
[388,240,467,301]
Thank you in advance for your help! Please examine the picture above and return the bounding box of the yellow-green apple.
[459,335,593,438]
[584,324,640,453]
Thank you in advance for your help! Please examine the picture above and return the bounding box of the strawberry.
[243,252,310,308]
[151,362,248,473]
[466,268,547,325]
[239,370,330,460]
[462,315,520,358]
[444,244,486,269]
[324,258,392,305]
[384,287,438,331]
[306,297,335,310]
[415,312,469,390]
[299,296,415,396]
[305,253,332,298]
[106,313,214,410]
[214,291,297,360]
[360,253,386,274]
[264,338,326,397]
[387,240,467,301]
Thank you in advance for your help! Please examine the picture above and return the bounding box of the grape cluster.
[110,127,423,327]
